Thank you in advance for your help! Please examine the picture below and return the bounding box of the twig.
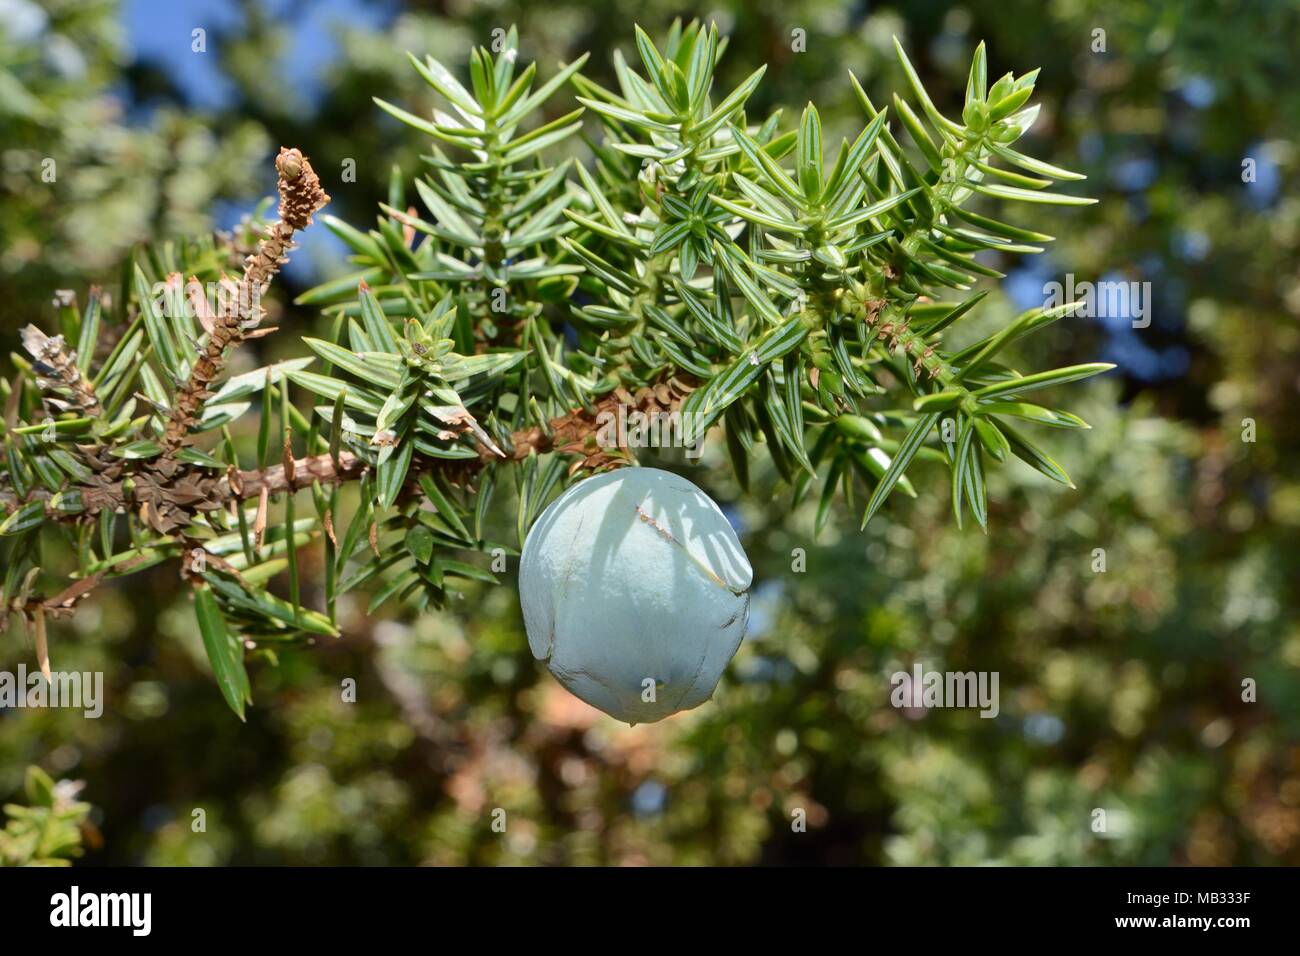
[19,326,102,417]
[162,148,330,452]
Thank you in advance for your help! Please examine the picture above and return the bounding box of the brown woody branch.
[161,147,330,452]
[0,377,694,522]
[222,378,694,502]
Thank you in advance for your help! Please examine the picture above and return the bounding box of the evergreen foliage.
[0,23,1106,717]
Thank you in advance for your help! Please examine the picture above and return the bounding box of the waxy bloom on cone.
[519,468,752,724]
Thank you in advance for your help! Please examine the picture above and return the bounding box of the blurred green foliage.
[0,0,268,312]
[1,0,1298,865]
[0,766,92,865]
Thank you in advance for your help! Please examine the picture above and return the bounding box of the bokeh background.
[2,0,1298,865]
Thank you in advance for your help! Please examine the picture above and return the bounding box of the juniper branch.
[0,379,688,517]
[1,24,1110,717]
[161,147,330,453]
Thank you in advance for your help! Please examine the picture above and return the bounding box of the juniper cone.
[0,22,1108,720]
[520,468,752,723]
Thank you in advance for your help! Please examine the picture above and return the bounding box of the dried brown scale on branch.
[862,302,943,381]
[913,345,937,377]
[161,148,330,452]
[19,325,102,418]
[863,299,886,325]
[482,377,695,473]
